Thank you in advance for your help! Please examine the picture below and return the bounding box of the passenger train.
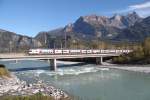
[28,49,132,55]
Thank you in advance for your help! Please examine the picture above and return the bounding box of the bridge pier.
[49,59,57,71]
[15,60,18,63]
[96,57,103,65]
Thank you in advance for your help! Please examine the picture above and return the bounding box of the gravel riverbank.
[0,73,70,100]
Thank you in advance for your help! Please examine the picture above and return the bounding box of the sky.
[0,0,149,37]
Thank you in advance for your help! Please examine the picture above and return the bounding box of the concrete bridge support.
[96,57,103,65]
[49,59,57,71]
[15,60,18,63]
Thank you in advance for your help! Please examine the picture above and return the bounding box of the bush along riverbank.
[112,37,150,64]
[0,64,71,100]
[0,64,10,77]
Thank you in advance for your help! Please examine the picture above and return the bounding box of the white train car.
[86,50,92,54]
[101,50,109,54]
[115,50,123,54]
[54,50,62,54]
[28,49,54,55]
[70,49,81,54]
[40,49,54,54]
[81,50,87,54]
[92,50,100,54]
[48,49,54,54]
[28,49,132,55]
[122,50,128,53]
[62,50,70,54]
[28,49,41,54]
[40,49,48,54]
[109,50,116,53]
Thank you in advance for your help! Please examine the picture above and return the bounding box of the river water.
[1,60,150,100]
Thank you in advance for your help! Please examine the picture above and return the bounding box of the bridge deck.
[0,53,120,60]
[0,53,121,71]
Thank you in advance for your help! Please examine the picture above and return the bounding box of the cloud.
[129,1,150,10]
[136,8,150,17]
[112,1,150,17]
[130,1,150,17]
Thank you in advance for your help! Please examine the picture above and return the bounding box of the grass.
[1,93,55,100]
[0,92,71,100]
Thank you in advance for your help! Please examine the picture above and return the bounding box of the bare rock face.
[115,16,150,41]
[0,30,42,52]
[71,12,141,38]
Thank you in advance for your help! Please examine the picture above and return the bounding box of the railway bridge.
[0,52,126,71]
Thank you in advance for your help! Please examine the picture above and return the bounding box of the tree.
[143,37,150,56]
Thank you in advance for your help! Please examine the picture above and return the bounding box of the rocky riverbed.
[0,73,70,100]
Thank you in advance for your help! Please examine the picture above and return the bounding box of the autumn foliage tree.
[113,37,150,64]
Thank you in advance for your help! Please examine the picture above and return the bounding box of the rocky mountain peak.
[83,15,107,21]
[62,12,142,38]
[123,12,142,27]
[112,14,123,20]
[77,15,108,26]
[127,11,140,18]
[74,12,141,30]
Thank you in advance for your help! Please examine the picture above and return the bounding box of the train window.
[81,50,87,54]
[87,50,92,53]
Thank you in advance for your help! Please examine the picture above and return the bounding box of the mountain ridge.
[0,29,42,52]
[35,12,144,45]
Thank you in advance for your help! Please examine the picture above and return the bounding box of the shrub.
[0,64,11,77]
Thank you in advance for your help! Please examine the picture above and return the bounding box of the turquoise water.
[1,60,150,100]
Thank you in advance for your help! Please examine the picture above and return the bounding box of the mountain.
[0,29,42,52]
[70,12,141,39]
[35,28,64,45]
[35,12,142,47]
[115,16,150,41]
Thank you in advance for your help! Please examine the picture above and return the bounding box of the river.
[0,60,150,100]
